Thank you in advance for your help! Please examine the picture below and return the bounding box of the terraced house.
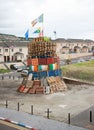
[55,38,94,55]
[0,34,29,62]
[0,34,94,63]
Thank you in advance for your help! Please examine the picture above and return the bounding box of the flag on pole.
[31,19,37,27]
[39,30,43,37]
[33,27,41,34]
[31,14,43,27]
[25,29,29,40]
[38,14,43,23]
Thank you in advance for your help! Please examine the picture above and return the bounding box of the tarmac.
[0,107,89,130]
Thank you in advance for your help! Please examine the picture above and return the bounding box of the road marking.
[0,120,29,130]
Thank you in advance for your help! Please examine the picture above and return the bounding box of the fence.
[0,75,22,80]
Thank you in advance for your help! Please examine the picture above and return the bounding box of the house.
[0,41,29,62]
[0,34,94,63]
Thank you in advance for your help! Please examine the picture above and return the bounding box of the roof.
[55,38,94,43]
[0,41,28,48]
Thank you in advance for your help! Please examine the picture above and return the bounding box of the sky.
[0,0,94,40]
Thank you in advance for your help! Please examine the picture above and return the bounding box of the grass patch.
[61,60,94,82]
[0,69,10,73]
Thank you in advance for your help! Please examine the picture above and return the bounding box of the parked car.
[10,64,18,70]
[77,58,85,63]
[17,68,23,72]
[16,65,28,72]
[21,69,28,77]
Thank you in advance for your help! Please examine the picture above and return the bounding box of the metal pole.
[68,113,70,124]
[6,100,8,108]
[18,102,20,111]
[13,76,15,80]
[90,111,92,122]
[9,75,11,79]
[2,76,4,80]
[47,108,49,119]
[31,105,33,115]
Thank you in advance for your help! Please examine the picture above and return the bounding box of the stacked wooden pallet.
[28,37,56,58]
[46,76,67,93]
[17,37,67,94]
[18,77,44,94]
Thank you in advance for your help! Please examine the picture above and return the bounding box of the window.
[19,48,22,52]
[5,49,8,52]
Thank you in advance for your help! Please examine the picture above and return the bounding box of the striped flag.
[39,30,43,37]
[31,14,43,27]
[31,19,37,27]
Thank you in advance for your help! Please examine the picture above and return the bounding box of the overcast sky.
[0,0,94,40]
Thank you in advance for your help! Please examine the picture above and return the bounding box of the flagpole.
[32,14,44,38]
[39,14,44,37]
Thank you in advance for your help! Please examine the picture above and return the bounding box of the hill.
[0,33,33,42]
[0,33,94,43]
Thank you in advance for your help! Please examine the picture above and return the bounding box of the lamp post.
[53,31,56,40]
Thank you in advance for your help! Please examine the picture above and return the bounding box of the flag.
[38,14,43,23]
[31,14,43,27]
[31,19,37,27]
[39,30,43,37]
[33,28,41,34]
[25,29,29,40]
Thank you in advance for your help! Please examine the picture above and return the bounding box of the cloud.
[0,0,94,40]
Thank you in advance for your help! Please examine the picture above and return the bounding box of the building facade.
[0,34,94,63]
[0,41,28,62]
[55,39,94,55]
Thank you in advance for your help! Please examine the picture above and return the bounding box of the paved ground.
[0,108,88,130]
[0,78,94,129]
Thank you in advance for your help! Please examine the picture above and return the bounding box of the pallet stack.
[18,37,67,94]
[46,76,67,94]
[28,37,56,58]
